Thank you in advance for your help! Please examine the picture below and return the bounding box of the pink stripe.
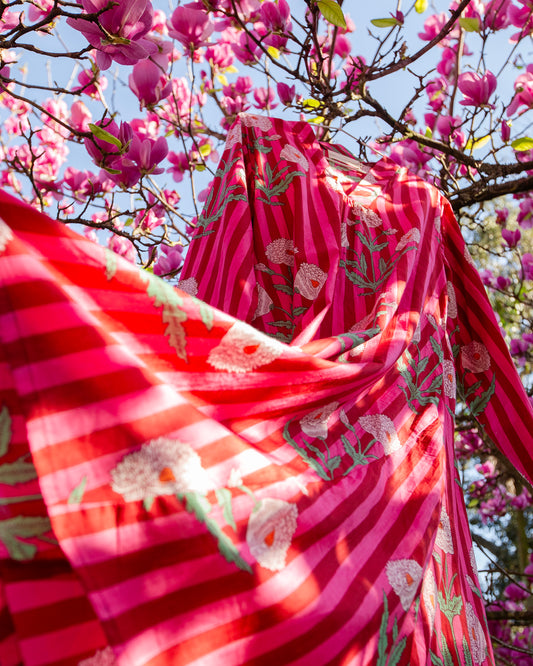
[4,578,85,613]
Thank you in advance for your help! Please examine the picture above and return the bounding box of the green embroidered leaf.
[88,123,123,149]
[182,492,252,573]
[317,0,346,28]
[463,636,473,666]
[326,455,342,472]
[283,422,330,481]
[0,405,11,458]
[143,496,155,511]
[392,616,399,642]
[197,300,214,331]
[377,590,389,666]
[426,373,443,393]
[439,591,463,618]
[215,488,236,531]
[430,650,444,666]
[359,252,367,275]
[379,257,387,274]
[469,374,496,416]
[417,356,430,373]
[441,634,454,666]
[0,458,38,485]
[292,306,308,317]
[430,336,444,362]
[67,475,87,505]
[388,636,407,666]
[273,283,294,295]
[452,344,460,358]
[0,515,52,561]
[105,249,118,281]
[143,272,188,361]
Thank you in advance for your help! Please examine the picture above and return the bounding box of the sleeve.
[441,198,533,486]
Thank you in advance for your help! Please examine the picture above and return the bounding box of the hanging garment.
[0,113,531,666]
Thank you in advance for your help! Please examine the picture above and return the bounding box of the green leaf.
[215,488,236,531]
[511,137,533,152]
[302,98,320,109]
[143,496,155,511]
[0,459,38,485]
[459,17,480,32]
[0,406,12,458]
[388,636,407,666]
[292,306,308,317]
[199,143,211,157]
[67,475,87,505]
[469,374,496,417]
[88,123,123,149]
[0,515,51,561]
[197,300,214,331]
[415,0,428,13]
[377,590,389,666]
[317,0,346,28]
[465,135,490,152]
[463,636,473,666]
[430,650,444,666]
[371,17,401,28]
[273,283,294,295]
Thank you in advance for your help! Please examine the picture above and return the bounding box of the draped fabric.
[0,113,531,666]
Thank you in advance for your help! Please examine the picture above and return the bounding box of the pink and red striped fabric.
[0,113,531,665]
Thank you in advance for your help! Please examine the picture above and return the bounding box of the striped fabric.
[0,113,531,666]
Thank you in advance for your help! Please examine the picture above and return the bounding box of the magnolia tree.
[0,0,532,660]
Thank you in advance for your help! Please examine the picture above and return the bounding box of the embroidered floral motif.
[207,321,285,372]
[246,498,298,571]
[434,214,441,233]
[227,467,243,488]
[447,281,457,319]
[465,602,488,664]
[422,567,438,627]
[386,559,423,611]
[279,145,309,172]
[300,401,339,439]
[253,283,274,319]
[470,545,479,578]
[177,276,198,296]
[111,437,209,502]
[265,238,298,266]
[0,217,13,253]
[294,263,327,300]
[442,360,456,399]
[78,646,117,666]
[435,506,454,554]
[350,202,382,228]
[464,245,476,267]
[225,122,243,150]
[340,222,349,247]
[240,114,273,131]
[358,414,401,455]
[396,228,421,253]
[461,341,490,373]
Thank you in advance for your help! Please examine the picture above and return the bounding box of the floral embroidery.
[78,647,117,666]
[240,113,273,131]
[300,401,339,439]
[422,567,438,626]
[177,276,198,296]
[340,222,349,247]
[265,238,298,266]
[111,437,209,502]
[464,245,476,267]
[227,467,243,488]
[350,202,382,228]
[350,312,374,333]
[386,559,423,611]
[396,228,421,253]
[442,359,456,399]
[461,341,490,373]
[253,283,273,319]
[225,122,242,150]
[434,213,441,233]
[465,602,488,665]
[358,414,401,455]
[435,506,454,554]
[447,281,457,319]
[207,321,285,372]
[280,144,309,172]
[469,546,479,578]
[294,263,327,300]
[246,498,298,571]
[0,217,13,253]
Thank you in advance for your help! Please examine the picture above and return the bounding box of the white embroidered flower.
[253,284,273,320]
[435,506,454,554]
[447,281,457,319]
[464,245,476,267]
[279,144,309,172]
[340,222,349,248]
[177,276,198,297]
[294,263,327,300]
[111,437,209,502]
[350,312,374,333]
[0,217,13,254]
[240,113,273,131]
[78,647,117,666]
[350,202,382,228]
[396,228,421,253]
[207,321,285,373]
[246,498,298,571]
[227,467,243,488]
[434,214,441,233]
[461,341,490,374]
[265,238,298,266]
[386,559,423,611]
[358,414,401,455]
[470,545,479,578]
[442,359,456,399]
[422,568,438,627]
[465,602,488,665]
[225,122,242,150]
[412,317,422,345]
[300,401,339,439]
[235,167,247,187]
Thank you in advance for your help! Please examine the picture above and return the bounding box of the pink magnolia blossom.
[108,235,136,262]
[67,0,156,70]
[63,167,100,201]
[205,43,234,69]
[277,82,295,105]
[231,32,259,65]
[508,0,533,41]
[0,10,22,30]
[344,55,366,92]
[120,134,168,177]
[260,0,291,33]
[484,0,512,30]
[426,77,449,111]
[74,68,108,99]
[168,3,214,52]
[167,151,190,182]
[502,228,521,247]
[389,139,432,175]
[154,244,184,276]
[436,47,456,79]
[27,0,54,22]
[522,253,533,280]
[253,87,277,110]
[84,119,133,169]
[457,70,497,108]
[507,65,533,117]
[517,198,533,228]
[70,100,92,132]
[129,59,171,109]
[334,34,352,59]
[501,120,511,143]
[418,13,448,41]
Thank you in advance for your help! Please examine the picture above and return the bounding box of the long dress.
[0,113,531,666]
